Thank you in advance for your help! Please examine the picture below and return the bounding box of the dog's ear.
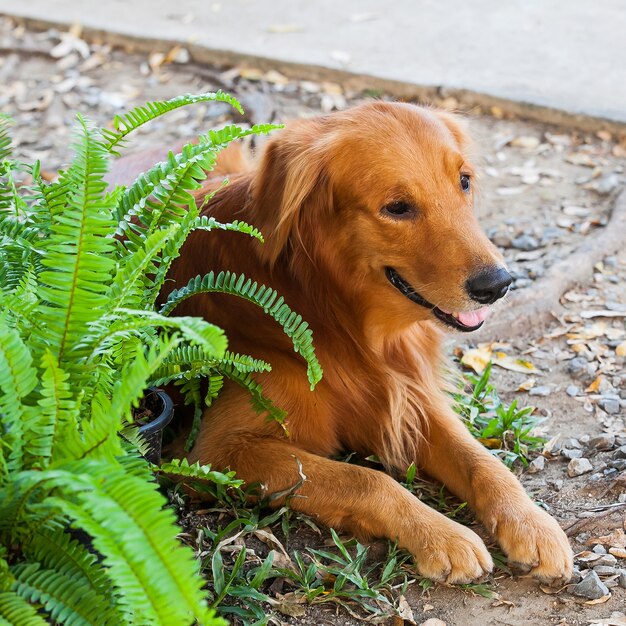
[250,119,333,266]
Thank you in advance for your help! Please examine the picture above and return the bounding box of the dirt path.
[2,17,625,626]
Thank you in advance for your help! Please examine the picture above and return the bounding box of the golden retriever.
[160,101,573,584]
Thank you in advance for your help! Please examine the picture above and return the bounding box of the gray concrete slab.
[2,0,625,125]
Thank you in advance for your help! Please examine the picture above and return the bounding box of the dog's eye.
[460,174,471,193]
[381,201,414,219]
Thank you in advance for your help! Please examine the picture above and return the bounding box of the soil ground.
[2,17,625,626]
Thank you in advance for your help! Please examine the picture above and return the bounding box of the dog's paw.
[490,504,573,583]
[410,519,493,584]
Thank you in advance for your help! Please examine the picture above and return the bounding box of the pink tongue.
[455,307,491,327]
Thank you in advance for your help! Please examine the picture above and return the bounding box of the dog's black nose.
[466,267,512,304]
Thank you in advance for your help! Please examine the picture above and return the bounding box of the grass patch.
[170,360,541,623]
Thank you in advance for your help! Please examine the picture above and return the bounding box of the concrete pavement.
[1,0,625,126]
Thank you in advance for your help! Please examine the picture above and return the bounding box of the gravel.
[571,570,610,600]
[567,457,593,477]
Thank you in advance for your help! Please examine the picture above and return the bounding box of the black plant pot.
[137,388,174,465]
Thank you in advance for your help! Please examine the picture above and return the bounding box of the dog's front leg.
[417,404,573,582]
[192,435,493,584]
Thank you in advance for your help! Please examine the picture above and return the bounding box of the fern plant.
[0,93,321,624]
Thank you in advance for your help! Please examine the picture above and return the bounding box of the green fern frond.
[158,458,243,488]
[0,591,48,625]
[37,115,117,365]
[102,91,244,154]
[0,318,38,473]
[191,215,264,242]
[159,271,322,389]
[108,223,179,310]
[220,362,287,425]
[11,562,118,626]
[25,527,116,601]
[0,114,12,162]
[33,352,79,468]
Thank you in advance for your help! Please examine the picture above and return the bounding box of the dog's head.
[251,101,510,333]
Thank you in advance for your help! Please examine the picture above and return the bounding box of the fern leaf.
[0,591,48,625]
[33,352,80,468]
[158,458,243,488]
[102,91,244,154]
[191,216,264,242]
[11,562,117,626]
[220,362,287,425]
[159,271,322,388]
[0,318,38,473]
[37,115,117,365]
[108,223,179,310]
[0,114,12,161]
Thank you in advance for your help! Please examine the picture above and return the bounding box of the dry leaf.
[510,136,540,149]
[585,376,605,393]
[267,592,307,617]
[581,310,626,319]
[460,344,493,373]
[397,595,416,623]
[517,378,536,391]
[492,352,539,374]
[587,528,626,549]
[585,593,611,605]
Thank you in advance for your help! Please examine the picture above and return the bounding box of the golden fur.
[150,102,572,583]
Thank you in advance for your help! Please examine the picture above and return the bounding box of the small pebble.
[561,448,583,460]
[566,384,580,397]
[562,437,582,449]
[595,554,617,566]
[618,494,626,503]
[618,570,626,589]
[588,434,615,451]
[567,457,593,477]
[592,544,607,554]
[511,234,540,251]
[599,396,621,414]
[528,456,545,473]
[492,233,513,248]
[567,357,592,380]
[529,385,552,397]
[593,565,617,576]
[569,567,583,584]
[571,570,610,599]
[548,479,564,491]
[610,459,626,471]
[614,445,626,460]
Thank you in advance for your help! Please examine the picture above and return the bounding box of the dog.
[161,101,573,584]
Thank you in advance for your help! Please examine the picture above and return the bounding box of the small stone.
[567,357,592,380]
[562,437,582,449]
[548,479,564,491]
[492,232,513,248]
[599,397,621,414]
[567,458,593,477]
[619,494,626,503]
[529,385,552,397]
[610,459,626,471]
[592,544,607,554]
[609,547,626,558]
[618,570,626,589]
[571,570,610,599]
[595,554,617,566]
[588,434,615,451]
[566,384,580,397]
[614,445,626,460]
[512,234,540,251]
[561,448,583,460]
[593,565,617,576]
[569,567,583,584]
[528,456,545,473]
